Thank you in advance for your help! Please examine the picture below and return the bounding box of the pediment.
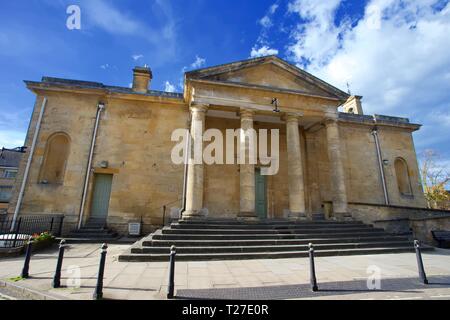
[186,56,349,100]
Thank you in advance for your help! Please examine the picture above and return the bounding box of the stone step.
[177,219,364,226]
[171,222,370,230]
[143,235,410,247]
[119,246,434,262]
[119,218,426,262]
[131,241,413,254]
[67,227,118,239]
[161,227,382,235]
[72,228,110,233]
[152,230,390,241]
[66,233,118,239]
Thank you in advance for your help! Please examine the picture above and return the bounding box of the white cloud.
[190,55,206,69]
[287,0,349,68]
[259,16,273,28]
[82,0,178,66]
[83,0,142,35]
[259,3,279,28]
[0,130,25,149]
[132,54,144,61]
[250,45,279,58]
[269,3,279,15]
[252,2,280,58]
[100,63,109,69]
[286,0,450,157]
[164,81,176,93]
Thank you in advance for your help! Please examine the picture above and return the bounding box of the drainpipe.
[77,102,105,229]
[179,113,192,219]
[371,127,389,205]
[11,97,48,231]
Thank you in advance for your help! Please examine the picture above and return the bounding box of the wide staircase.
[66,218,118,242]
[119,218,432,262]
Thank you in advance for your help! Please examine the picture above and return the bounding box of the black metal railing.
[0,215,64,248]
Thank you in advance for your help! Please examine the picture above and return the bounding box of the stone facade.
[7,56,429,235]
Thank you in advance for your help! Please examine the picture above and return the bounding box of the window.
[394,157,413,196]
[0,186,13,202]
[3,169,17,179]
[39,132,70,184]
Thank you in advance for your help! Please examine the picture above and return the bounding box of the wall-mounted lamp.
[271,98,280,113]
[98,102,105,109]
[383,159,389,166]
[100,160,109,168]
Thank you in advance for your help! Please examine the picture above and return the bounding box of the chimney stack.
[342,95,363,115]
[132,65,152,93]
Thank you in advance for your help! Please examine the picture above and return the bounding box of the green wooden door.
[255,169,267,219]
[90,174,113,220]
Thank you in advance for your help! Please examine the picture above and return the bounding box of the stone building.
[8,56,427,235]
[0,147,25,214]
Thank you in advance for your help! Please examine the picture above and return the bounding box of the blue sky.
[1,0,449,168]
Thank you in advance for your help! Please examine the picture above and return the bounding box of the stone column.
[325,118,348,215]
[184,104,208,219]
[238,109,256,218]
[286,113,306,218]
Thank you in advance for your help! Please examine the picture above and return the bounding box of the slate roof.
[27,77,184,99]
[0,147,25,168]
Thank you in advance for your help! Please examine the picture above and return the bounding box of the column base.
[237,217,260,223]
[237,212,258,220]
[287,212,308,221]
[181,209,207,221]
[330,212,353,221]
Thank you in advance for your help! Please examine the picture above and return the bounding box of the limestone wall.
[8,92,189,234]
[348,202,450,242]
[340,122,426,208]
[410,215,450,246]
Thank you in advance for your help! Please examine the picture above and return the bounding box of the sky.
[0,0,449,169]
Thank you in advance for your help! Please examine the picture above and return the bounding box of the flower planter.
[30,238,57,253]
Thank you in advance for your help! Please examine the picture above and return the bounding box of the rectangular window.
[2,169,17,179]
[0,186,13,202]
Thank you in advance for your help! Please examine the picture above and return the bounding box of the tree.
[420,149,450,209]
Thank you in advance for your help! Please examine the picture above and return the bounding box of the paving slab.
[0,243,449,300]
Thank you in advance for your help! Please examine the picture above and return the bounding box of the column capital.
[190,104,208,113]
[285,112,302,123]
[239,108,255,119]
[324,117,339,127]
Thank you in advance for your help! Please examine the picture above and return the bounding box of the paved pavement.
[0,243,449,300]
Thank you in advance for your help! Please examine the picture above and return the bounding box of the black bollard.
[167,245,176,299]
[52,239,66,288]
[93,243,108,300]
[308,243,318,292]
[414,240,428,284]
[21,237,33,279]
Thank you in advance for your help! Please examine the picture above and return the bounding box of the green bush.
[32,232,55,244]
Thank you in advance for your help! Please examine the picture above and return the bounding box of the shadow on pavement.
[175,276,450,300]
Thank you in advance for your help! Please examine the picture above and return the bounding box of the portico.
[182,57,351,220]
